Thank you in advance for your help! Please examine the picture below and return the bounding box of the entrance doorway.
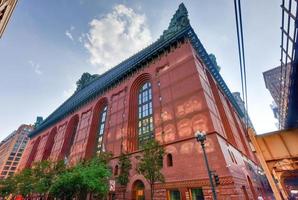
[132,180,145,200]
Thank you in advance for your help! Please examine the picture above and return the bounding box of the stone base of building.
[110,176,269,200]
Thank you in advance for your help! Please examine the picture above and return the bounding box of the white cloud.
[29,60,42,75]
[83,4,152,74]
[65,30,74,41]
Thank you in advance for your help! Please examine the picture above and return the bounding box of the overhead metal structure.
[279,0,298,129]
[249,128,298,200]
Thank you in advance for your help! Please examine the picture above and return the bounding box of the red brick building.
[18,4,268,200]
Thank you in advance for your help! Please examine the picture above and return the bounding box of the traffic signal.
[213,174,220,186]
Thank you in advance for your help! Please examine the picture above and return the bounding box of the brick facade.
[18,41,268,199]
[17,4,269,199]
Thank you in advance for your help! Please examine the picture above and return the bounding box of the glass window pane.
[169,190,181,200]
[138,82,154,146]
[149,89,152,99]
[191,188,204,200]
[139,111,142,118]
[97,105,108,153]
[143,92,148,102]
[143,83,148,90]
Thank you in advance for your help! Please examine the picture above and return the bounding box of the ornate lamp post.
[195,131,217,200]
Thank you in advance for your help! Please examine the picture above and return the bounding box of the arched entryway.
[132,180,145,200]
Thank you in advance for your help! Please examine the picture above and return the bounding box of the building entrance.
[132,180,145,200]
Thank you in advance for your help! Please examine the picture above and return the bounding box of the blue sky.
[0,0,280,141]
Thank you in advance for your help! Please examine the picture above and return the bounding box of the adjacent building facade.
[18,4,268,200]
[0,124,33,179]
[263,64,292,127]
[0,0,17,38]
[263,64,291,108]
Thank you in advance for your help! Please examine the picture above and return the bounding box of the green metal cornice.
[186,27,244,118]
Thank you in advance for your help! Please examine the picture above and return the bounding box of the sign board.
[109,179,116,192]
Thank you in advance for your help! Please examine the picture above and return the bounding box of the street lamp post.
[195,131,217,200]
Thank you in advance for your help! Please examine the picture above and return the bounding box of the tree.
[0,160,67,199]
[14,168,35,197]
[49,157,111,200]
[137,139,165,200]
[31,160,66,198]
[0,176,16,198]
[116,152,132,199]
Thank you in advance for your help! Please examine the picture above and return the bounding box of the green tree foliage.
[49,157,111,200]
[0,155,111,199]
[0,176,16,197]
[14,168,35,197]
[116,152,132,199]
[137,139,165,200]
[31,160,66,195]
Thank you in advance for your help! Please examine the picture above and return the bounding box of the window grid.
[96,105,108,154]
[138,82,154,145]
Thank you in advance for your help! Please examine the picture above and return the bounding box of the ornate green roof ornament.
[209,53,221,72]
[160,3,190,40]
[76,72,99,92]
[34,116,43,129]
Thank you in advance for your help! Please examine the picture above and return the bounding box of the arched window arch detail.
[96,104,108,154]
[62,115,79,162]
[25,137,41,168]
[138,82,154,146]
[88,97,109,157]
[167,153,173,167]
[128,73,153,151]
[43,127,57,160]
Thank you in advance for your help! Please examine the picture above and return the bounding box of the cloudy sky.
[0,0,281,141]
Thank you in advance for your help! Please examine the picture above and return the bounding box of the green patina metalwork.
[160,3,190,40]
[75,73,99,92]
[209,54,221,72]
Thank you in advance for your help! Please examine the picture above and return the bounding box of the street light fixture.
[195,131,217,200]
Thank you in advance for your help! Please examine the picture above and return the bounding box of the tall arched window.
[167,154,173,167]
[64,116,79,162]
[96,105,108,154]
[138,82,153,146]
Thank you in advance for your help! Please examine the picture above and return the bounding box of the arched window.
[43,127,57,160]
[64,116,79,162]
[96,105,108,154]
[138,82,153,146]
[114,165,119,176]
[167,154,173,167]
